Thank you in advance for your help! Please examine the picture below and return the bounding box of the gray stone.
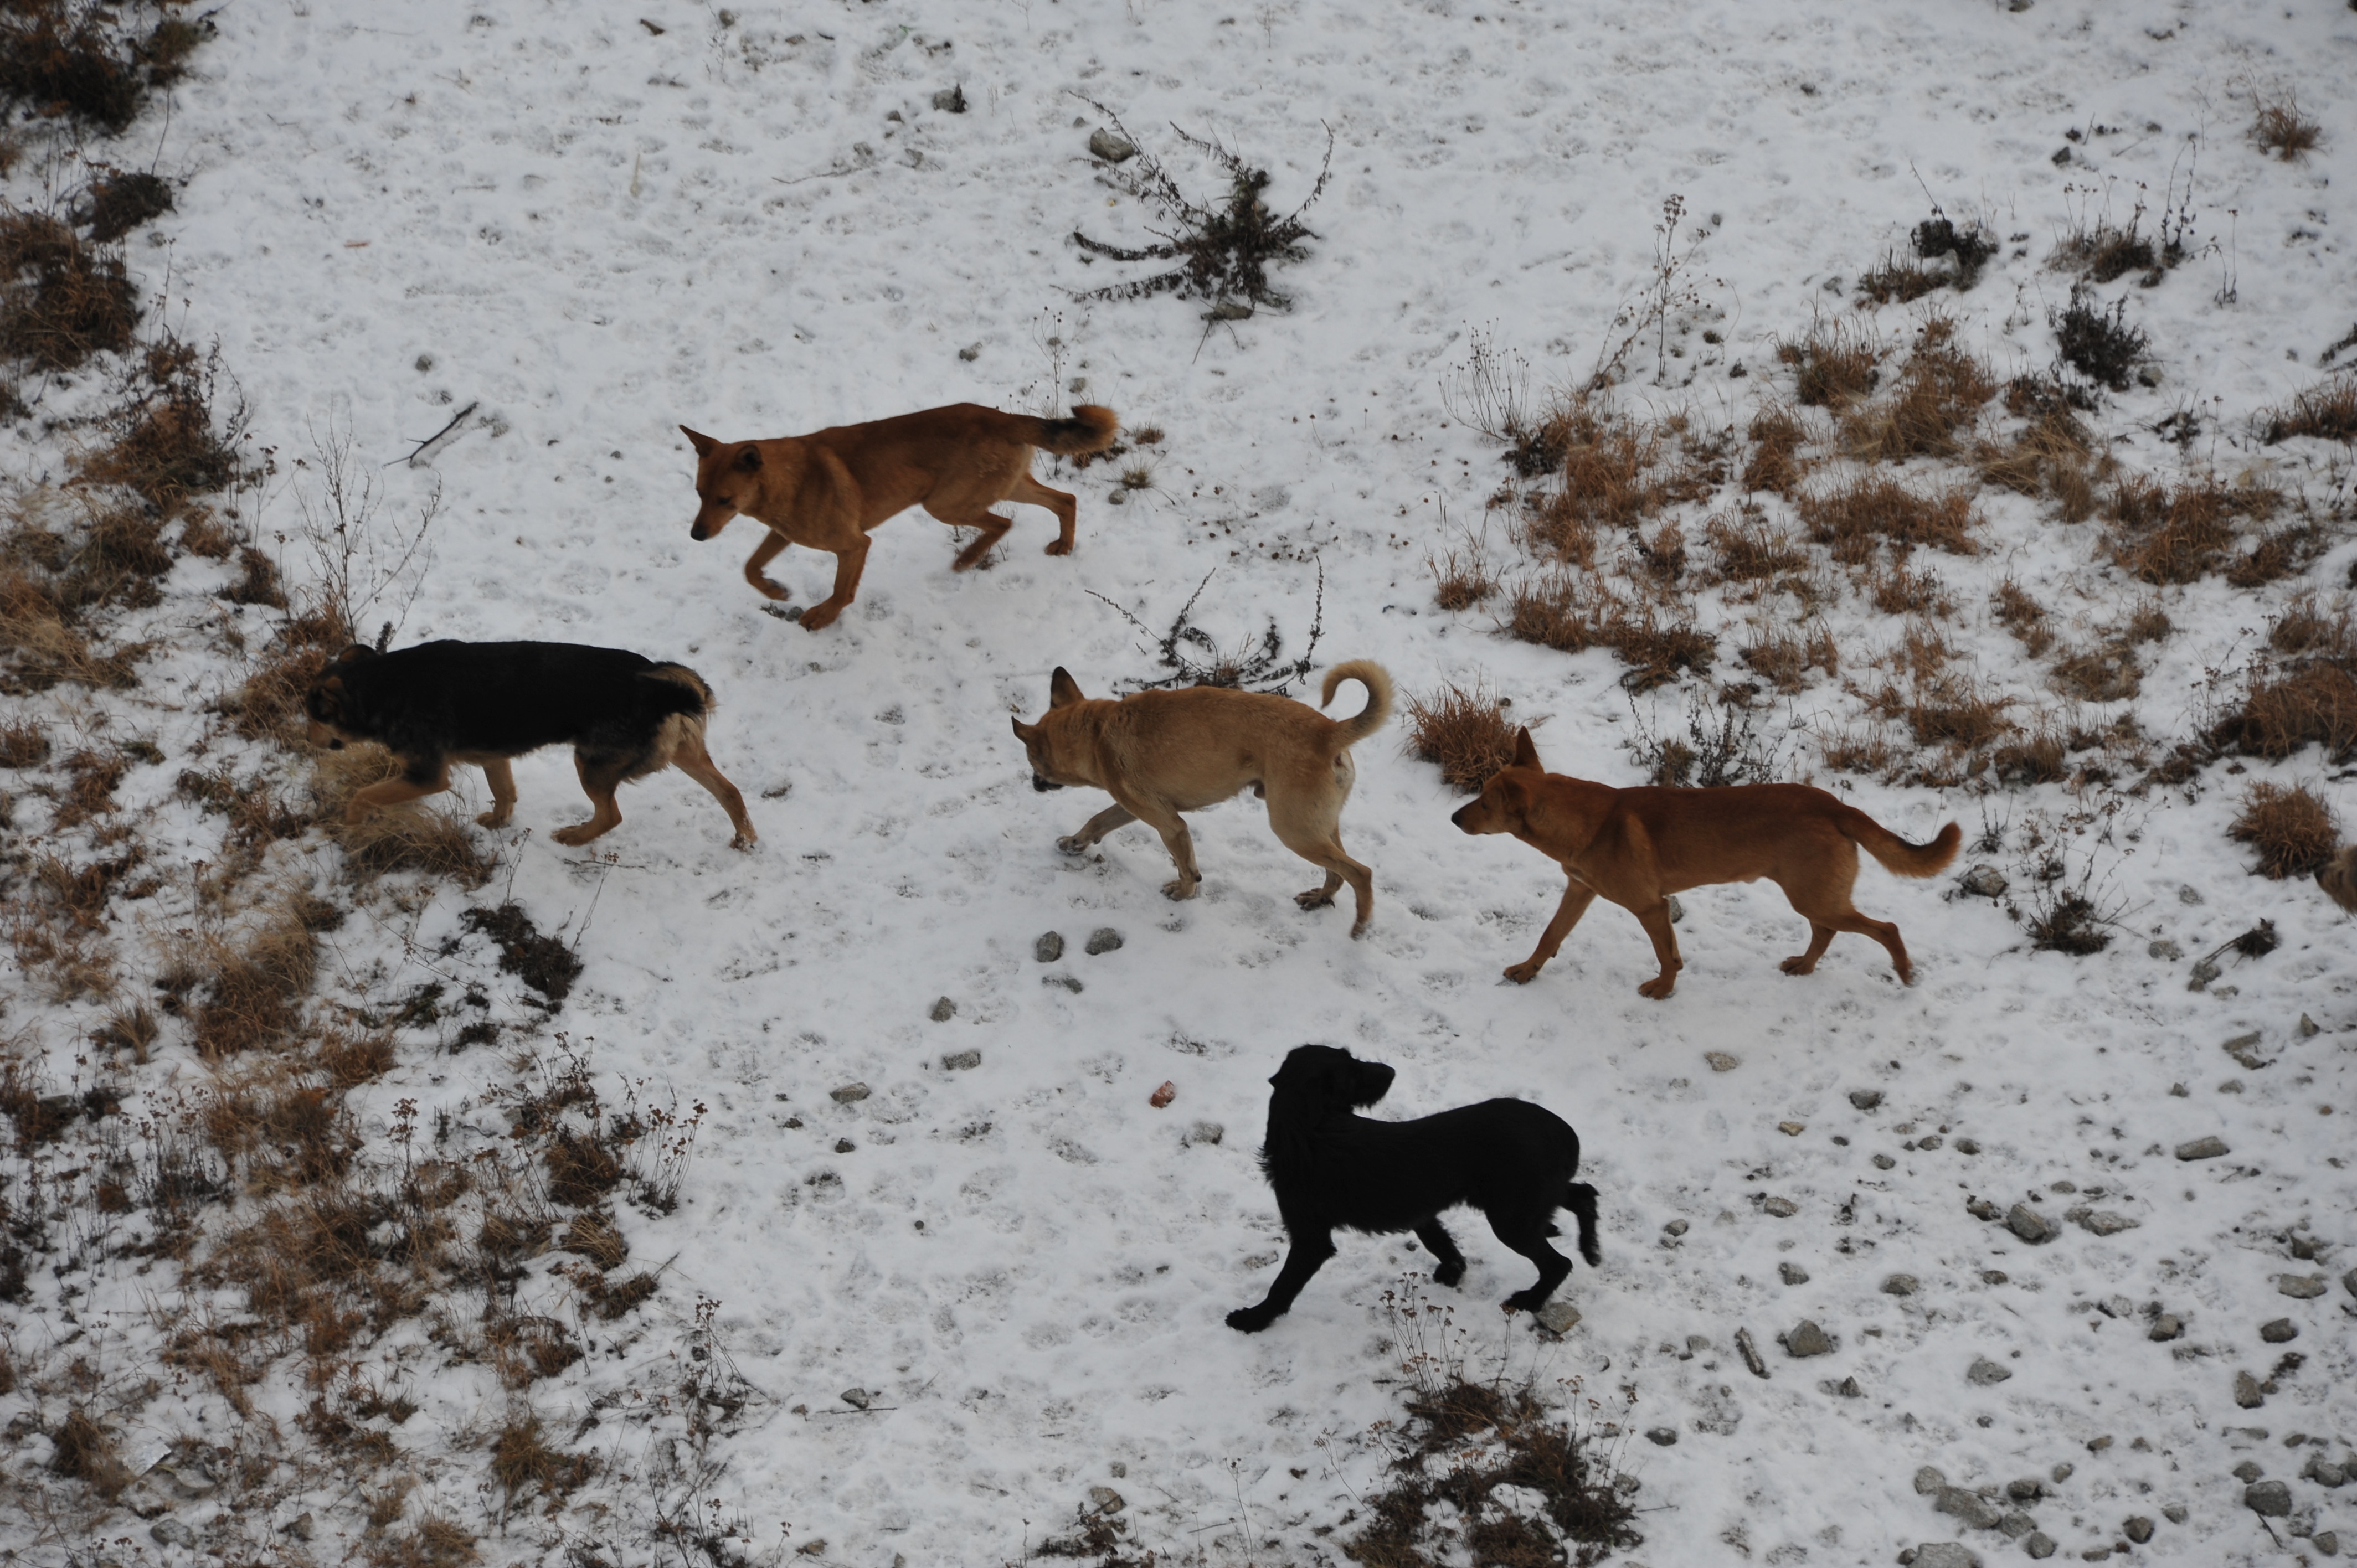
[2095,1296,2134,1319]
[150,1520,197,1548]
[2304,1452,2348,1487]
[929,996,957,1022]
[1959,864,2008,898]
[1883,1273,1921,1296]
[958,343,982,362]
[830,1082,871,1103]
[2148,938,2182,961]
[1909,1545,1980,1568]
[2223,1030,2267,1069]
[1997,1511,2036,1538]
[1085,926,1125,956]
[1821,1375,1863,1397]
[1035,931,1065,962]
[2260,1318,2297,1343]
[2086,1435,2113,1453]
[1760,1195,1798,1218]
[1955,1137,1982,1155]
[2314,1529,2340,1557]
[1779,1261,1810,1286]
[940,1049,981,1072]
[1915,1466,1951,1495]
[1735,1327,1769,1378]
[2298,1013,2322,1038]
[2235,1371,2265,1408]
[2277,1273,2326,1299]
[2006,1204,2055,1244]
[1875,1153,1898,1170]
[2161,1504,2186,1524]
[2024,1531,2056,1559]
[2070,1209,2139,1236]
[283,1511,315,1541]
[1849,1089,1884,1111]
[1088,1486,1125,1514]
[2188,957,2221,991]
[840,1388,873,1409]
[1934,1486,2004,1529]
[1706,1050,1741,1072]
[2006,1479,2044,1503]
[2245,1480,2292,1516]
[1782,1320,1834,1358]
[1967,1356,2014,1386]
[2234,1459,2265,1483]
[2122,1517,2153,1544]
[2050,1463,2073,1484]
[1087,128,1137,163]
[1966,1197,2002,1221]
[1535,1301,1583,1335]
[2148,1314,2183,1342]
[1183,1121,1223,1146]
[2179,885,2203,904]
[1645,1426,1679,1446]
[1667,895,1686,923]
[1663,1218,1690,1236]
[931,84,967,113]
[2174,1135,2229,1160]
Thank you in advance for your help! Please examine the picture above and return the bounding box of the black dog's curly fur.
[1227,1045,1601,1333]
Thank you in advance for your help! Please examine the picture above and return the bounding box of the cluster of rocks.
[1028,927,1124,993]
[1907,1466,2165,1562]
[2236,1440,2350,1553]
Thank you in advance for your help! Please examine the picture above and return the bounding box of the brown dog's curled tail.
[1838,808,1962,879]
[1319,659,1394,751]
[2321,844,2357,913]
[1030,404,1120,456]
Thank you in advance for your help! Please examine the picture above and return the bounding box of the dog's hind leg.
[1413,1220,1468,1288]
[476,758,518,828]
[1785,909,1911,982]
[743,529,793,602]
[1058,802,1137,854]
[1490,1212,1574,1313]
[930,501,1014,572]
[1008,470,1079,556]
[1632,901,1685,1000]
[1226,1227,1337,1334]
[668,730,757,849]
[1267,772,1376,935]
[553,752,630,847]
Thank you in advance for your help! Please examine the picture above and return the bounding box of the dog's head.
[680,426,760,542]
[301,645,378,750]
[1267,1045,1396,1113]
[1449,726,1545,836]
[1009,667,1093,792]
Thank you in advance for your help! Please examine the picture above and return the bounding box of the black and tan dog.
[680,403,1119,630]
[1011,661,1393,935]
[1228,1045,1601,1333]
[303,641,755,849]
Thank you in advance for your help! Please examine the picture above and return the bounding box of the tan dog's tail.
[1838,807,1961,879]
[1319,660,1394,751]
[1029,404,1120,456]
[2321,844,2357,913]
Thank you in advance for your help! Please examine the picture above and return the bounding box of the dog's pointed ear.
[734,443,763,473]
[1048,667,1084,709]
[1011,717,1036,742]
[680,426,717,458]
[1511,725,1541,770]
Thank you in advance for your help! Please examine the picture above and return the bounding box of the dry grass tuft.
[488,1415,595,1505]
[311,746,496,888]
[47,1407,132,1497]
[2051,644,2141,704]
[2252,89,2321,161]
[1841,317,1995,464]
[220,605,349,744]
[0,719,50,768]
[1741,403,1807,494]
[1404,679,1521,793]
[1704,506,1806,590]
[1426,530,1497,610]
[1777,319,1881,409]
[73,336,245,512]
[2212,602,2357,764]
[2258,377,2357,446]
[187,904,319,1058]
[2230,782,2339,879]
[1796,474,1979,565]
[0,207,137,372]
[1867,559,1951,619]
[2103,473,2282,585]
[1990,579,2054,658]
[1737,622,1838,694]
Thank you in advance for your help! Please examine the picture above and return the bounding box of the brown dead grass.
[0,208,137,372]
[0,718,48,767]
[1404,678,1521,793]
[2259,377,2357,446]
[1841,317,1994,464]
[2104,473,2283,585]
[1427,531,1497,611]
[309,745,495,888]
[188,903,319,1058]
[219,605,349,744]
[1704,506,1807,590]
[1797,474,1979,565]
[1742,403,1807,495]
[2051,644,2141,703]
[1867,559,1951,618]
[2212,602,2357,763]
[1777,319,1881,409]
[1737,622,1838,693]
[73,337,244,512]
[2230,781,2339,878]
[2253,90,2321,161]
[1991,579,2055,658]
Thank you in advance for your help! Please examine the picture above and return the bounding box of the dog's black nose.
[1032,773,1063,793]
[689,523,708,541]
[328,739,344,751]
[1449,803,1470,829]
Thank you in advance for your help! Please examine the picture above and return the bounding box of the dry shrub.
[33,846,148,930]
[1521,399,1663,558]
[1777,319,1881,409]
[1427,531,1497,610]
[47,1408,131,1497]
[2119,597,2173,647]
[488,1415,594,1505]
[1738,622,1838,693]
[1991,579,2054,657]
[176,760,313,847]
[1855,255,1945,306]
[1404,679,1520,792]
[77,167,173,244]
[1499,572,1710,689]
[1990,725,2070,786]
[460,902,583,1003]
[2224,524,2323,589]
[2230,781,2339,878]
[1816,723,1896,776]
[2253,89,2321,161]
[2055,287,2148,391]
[0,208,137,371]
[74,336,244,511]
[1796,474,1978,564]
[0,1,197,133]
[1867,559,1951,618]
[2214,649,2357,764]
[2260,377,2357,446]
[202,1066,354,1188]
[1979,391,2100,520]
[220,603,350,743]
[1742,403,1807,494]
[559,1211,629,1271]
[0,719,50,768]
[1870,666,2014,754]
[1633,519,1686,584]
[1503,570,1595,653]
[2103,474,2281,585]
[1704,506,1806,587]
[1841,317,1994,463]
[2051,644,2140,703]
[0,562,139,693]
[188,905,318,1056]
[544,1130,622,1207]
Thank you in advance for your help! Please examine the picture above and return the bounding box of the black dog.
[303,640,756,849]
[1227,1045,1599,1333]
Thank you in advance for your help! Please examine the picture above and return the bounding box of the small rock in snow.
[2187,957,2221,991]
[1997,1510,2036,1539]
[2302,1452,2348,1487]
[2313,1529,2340,1556]
[283,1513,315,1541]
[1882,1273,1921,1296]
[150,1520,197,1548]
[1821,1375,1864,1397]
[1735,1327,1769,1378]
[1908,1544,1980,1568]
[2297,1013,2320,1037]
[2122,1517,2154,1544]
[1035,931,1065,962]
[1759,1195,1798,1218]
[1849,1089,1883,1111]
[941,1050,981,1072]
[2148,938,2183,961]
[1706,1050,1740,1072]
[1780,1320,1833,1357]
[2260,1318,2297,1343]
[2234,1460,2265,1484]
[1085,926,1125,955]
[1965,1196,2001,1220]
[1087,1486,1125,1514]
[1663,1218,1690,1236]
[2085,1435,2113,1453]
[2174,1135,2229,1160]
[1966,1356,2013,1386]
[2161,1504,2186,1524]
[958,343,983,362]
[2006,1478,2045,1502]
[831,1082,871,1103]
[1933,1487,2003,1529]
[1874,1153,1897,1169]
[2006,1204,2055,1243]
[835,1138,857,1153]
[2276,1273,2325,1298]
[840,1388,872,1410]
[1088,128,1137,162]
[2050,1463,2073,1484]
[929,996,957,1022]
[1645,1426,1678,1446]
[2071,1208,2140,1236]
[932,85,967,113]
[1915,1466,1950,1495]
[2095,1295,2133,1318]
[1777,1120,1805,1136]
[1149,1080,1176,1108]
[2178,884,2203,905]
[2023,1531,2056,1560]
[1954,1137,1980,1155]
[2245,1480,2293,1517]
[2235,1370,2266,1408]
[1958,864,2008,897]
[2147,1314,2183,1342]
[1043,973,1083,993]
[1778,1261,1810,1285]
[1535,1301,1582,1335]
[2223,1030,2267,1069]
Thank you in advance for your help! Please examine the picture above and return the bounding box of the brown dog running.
[1451,728,1958,998]
[679,403,1119,630]
[1011,661,1394,936]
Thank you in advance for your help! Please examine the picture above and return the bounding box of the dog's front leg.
[1413,1220,1468,1288]
[1226,1228,1336,1333]
[1504,876,1597,984]
[346,760,452,825]
[796,537,871,632]
[742,530,793,602]
[1058,802,1136,855]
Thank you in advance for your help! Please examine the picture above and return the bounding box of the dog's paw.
[1225,1307,1276,1334]
[752,577,791,602]
[730,831,758,851]
[550,824,599,847]
[1055,834,1090,855]
[1501,1289,1551,1314]
[475,811,512,829]
[1778,955,1817,976]
[1043,539,1074,556]
[1293,888,1336,911]
[1636,976,1677,1000]
[1502,961,1542,984]
[1161,879,1199,901]
[1433,1262,1465,1289]
[797,604,842,631]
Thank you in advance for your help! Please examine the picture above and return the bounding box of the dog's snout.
[689,521,709,542]
[1032,773,1063,793]
[1450,803,1473,830]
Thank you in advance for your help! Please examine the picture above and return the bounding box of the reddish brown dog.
[680,403,1118,630]
[1452,729,1959,999]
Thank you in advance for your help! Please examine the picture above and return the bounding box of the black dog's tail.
[1565,1181,1602,1267]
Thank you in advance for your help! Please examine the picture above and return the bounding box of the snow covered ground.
[6,1,2357,1564]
